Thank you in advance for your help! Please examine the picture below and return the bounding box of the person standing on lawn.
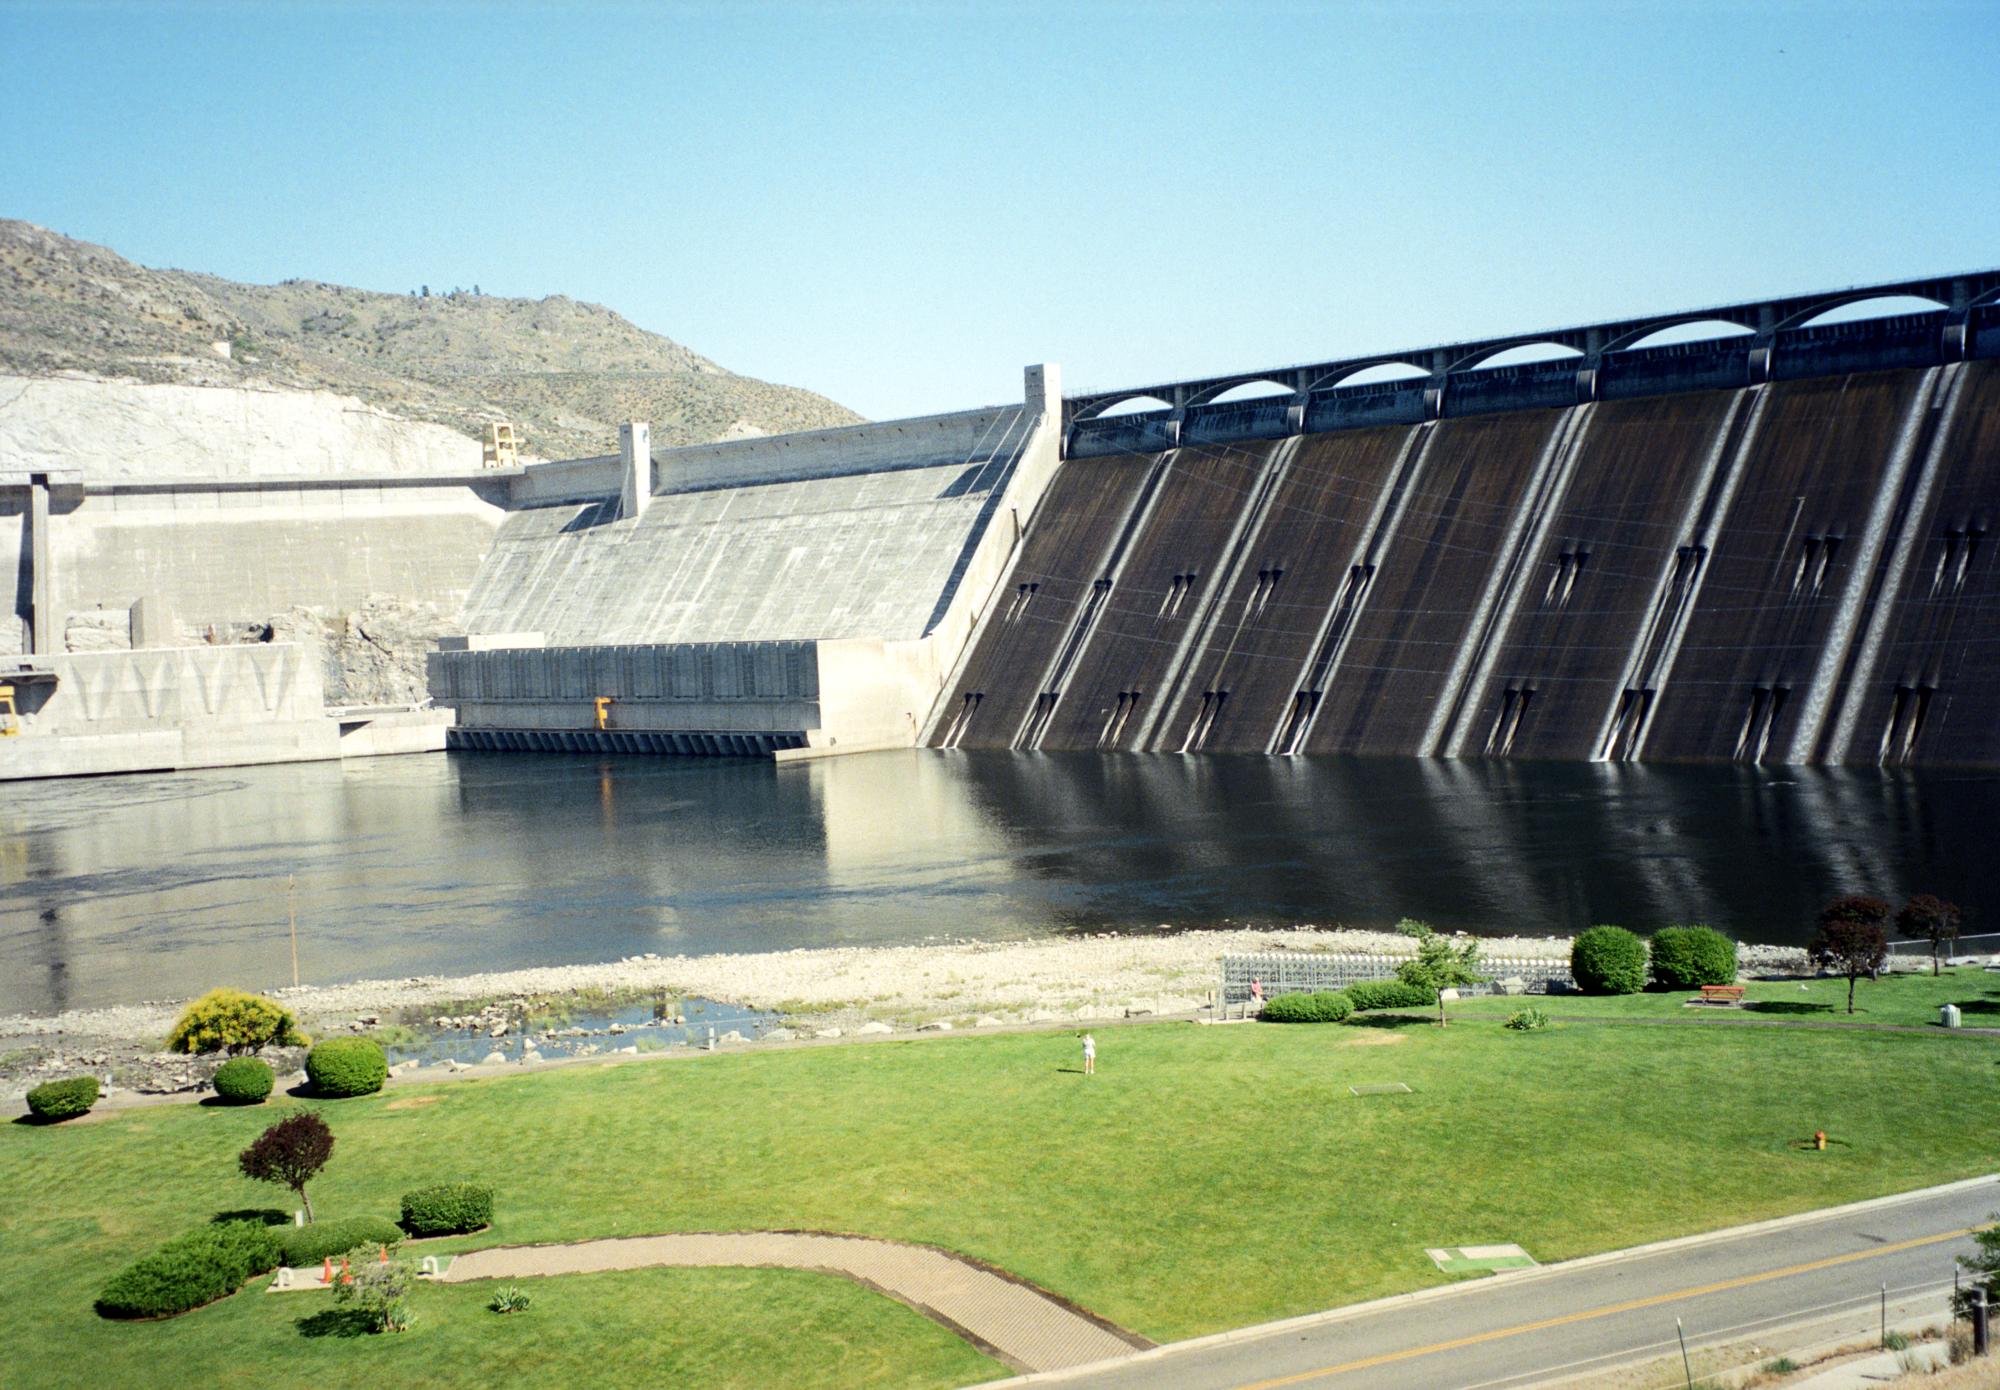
[1081,1031,1096,1076]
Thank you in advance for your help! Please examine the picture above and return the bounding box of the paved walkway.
[441,1231,1150,1373]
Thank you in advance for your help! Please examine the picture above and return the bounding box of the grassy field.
[1452,963,2000,1027]
[4,971,1997,1389]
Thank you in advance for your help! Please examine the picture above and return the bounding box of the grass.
[1453,964,2000,1028]
[4,999,1997,1388]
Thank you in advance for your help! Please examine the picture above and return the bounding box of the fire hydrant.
[1815,1130,1827,1151]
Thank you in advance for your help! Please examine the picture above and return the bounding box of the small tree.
[1896,894,1962,976]
[239,1110,333,1224]
[1956,1218,2000,1319]
[335,1257,415,1332]
[1811,896,1890,1014]
[1395,919,1484,1027]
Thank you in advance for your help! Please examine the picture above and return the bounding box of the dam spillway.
[10,271,2000,776]
[933,359,2000,767]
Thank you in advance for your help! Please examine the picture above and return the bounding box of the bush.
[1571,925,1648,995]
[278,1215,404,1266]
[401,1182,496,1236]
[1258,991,1354,1024]
[1504,1007,1550,1031]
[489,1284,532,1314]
[26,1075,99,1122]
[95,1221,281,1318]
[1344,978,1438,1012]
[306,1038,387,1097]
[165,988,307,1055]
[211,1056,274,1105]
[1649,925,1738,989]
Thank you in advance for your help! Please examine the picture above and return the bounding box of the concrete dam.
[7,270,2000,776]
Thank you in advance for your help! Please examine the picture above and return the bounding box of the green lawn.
[4,984,1997,1388]
[1454,963,2000,1027]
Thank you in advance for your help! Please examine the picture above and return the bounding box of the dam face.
[935,358,2000,767]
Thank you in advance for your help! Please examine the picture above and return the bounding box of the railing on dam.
[1064,268,2000,455]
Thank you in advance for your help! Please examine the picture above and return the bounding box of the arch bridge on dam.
[930,270,2000,767]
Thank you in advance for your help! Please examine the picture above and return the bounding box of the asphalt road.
[1046,1177,1996,1390]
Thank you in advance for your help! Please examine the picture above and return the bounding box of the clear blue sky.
[3,1,1995,420]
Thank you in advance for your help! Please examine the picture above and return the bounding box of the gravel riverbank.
[0,927,1812,1099]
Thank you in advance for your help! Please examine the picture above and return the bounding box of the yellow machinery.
[482,422,522,469]
[0,684,17,737]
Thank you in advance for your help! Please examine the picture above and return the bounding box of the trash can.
[1941,1004,1962,1029]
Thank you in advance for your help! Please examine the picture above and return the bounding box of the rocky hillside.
[0,219,862,458]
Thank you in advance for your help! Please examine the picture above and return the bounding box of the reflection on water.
[1,750,1994,1016]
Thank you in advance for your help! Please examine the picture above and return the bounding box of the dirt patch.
[1342,1032,1407,1047]
[384,1094,443,1111]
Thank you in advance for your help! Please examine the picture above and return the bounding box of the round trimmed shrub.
[278,1215,404,1266]
[212,1057,275,1105]
[95,1221,281,1319]
[1649,925,1738,989]
[1571,925,1648,995]
[26,1075,99,1122]
[165,988,307,1055]
[305,1038,387,1098]
[1344,978,1438,1012]
[401,1183,496,1236]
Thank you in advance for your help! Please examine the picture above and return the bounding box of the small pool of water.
[379,996,782,1067]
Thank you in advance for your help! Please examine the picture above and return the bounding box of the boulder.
[856,1021,894,1035]
[973,1016,1003,1028]
[480,1051,507,1066]
[812,1027,843,1040]
[917,1020,953,1032]
[763,1027,799,1042]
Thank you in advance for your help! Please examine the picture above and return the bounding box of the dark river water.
[2,749,1994,1017]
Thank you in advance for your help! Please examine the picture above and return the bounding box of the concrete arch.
[1776,291,1949,332]
[1081,393,1176,420]
[1192,378,1297,406]
[1303,359,1431,392]
[1449,339,1585,373]
[1602,316,1759,354]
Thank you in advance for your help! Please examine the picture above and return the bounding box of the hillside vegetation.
[0,219,861,459]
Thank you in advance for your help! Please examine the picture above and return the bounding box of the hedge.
[1649,925,1738,989]
[26,1075,99,1122]
[305,1038,387,1098]
[401,1182,495,1237]
[1344,979,1438,1012]
[1571,925,1648,995]
[278,1215,404,1266]
[1258,991,1354,1024]
[95,1221,282,1319]
[212,1056,275,1105]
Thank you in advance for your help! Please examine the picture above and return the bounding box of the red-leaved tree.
[239,1110,334,1224]
[1896,894,1962,976]
[1812,895,1890,1014]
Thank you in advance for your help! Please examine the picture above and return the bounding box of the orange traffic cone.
[379,1244,388,1264]
[340,1256,352,1286]
[321,1256,333,1285]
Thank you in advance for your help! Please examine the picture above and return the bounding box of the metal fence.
[1886,931,2000,968]
[1220,952,1573,1007]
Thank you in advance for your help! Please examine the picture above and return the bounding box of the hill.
[0,219,862,459]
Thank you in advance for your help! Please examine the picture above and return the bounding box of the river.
[2,750,1993,1016]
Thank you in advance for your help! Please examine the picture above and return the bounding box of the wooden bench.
[1693,985,1746,1006]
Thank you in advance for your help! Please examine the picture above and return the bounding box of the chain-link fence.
[1220,951,1573,1010]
